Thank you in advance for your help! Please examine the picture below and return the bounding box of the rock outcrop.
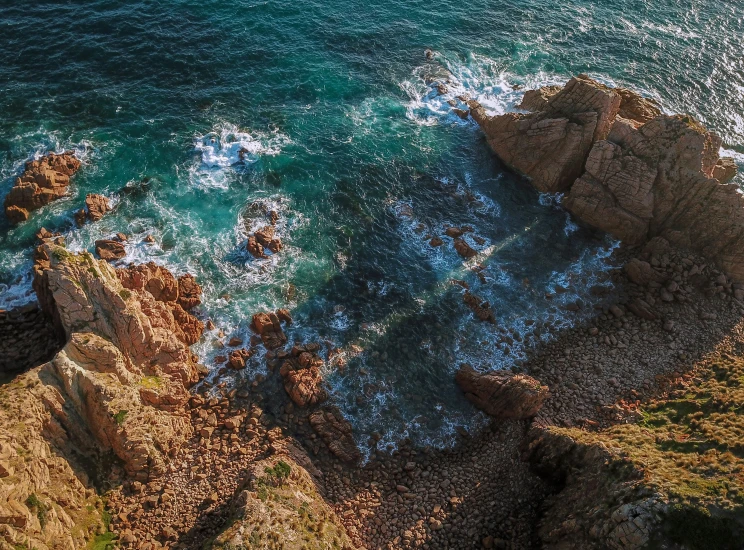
[75,193,111,225]
[0,241,206,548]
[279,343,328,408]
[455,364,549,420]
[211,451,354,549]
[3,152,82,223]
[309,407,361,463]
[251,311,289,349]
[471,75,743,282]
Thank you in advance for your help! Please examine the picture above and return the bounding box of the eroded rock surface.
[3,152,82,223]
[309,407,361,463]
[455,364,549,420]
[472,75,743,282]
[279,343,329,407]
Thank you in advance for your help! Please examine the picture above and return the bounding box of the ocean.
[1,0,742,454]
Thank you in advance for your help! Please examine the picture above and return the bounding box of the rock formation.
[279,343,328,407]
[211,451,353,549]
[251,311,289,349]
[471,75,743,282]
[3,152,82,223]
[95,238,126,261]
[0,239,206,547]
[455,364,549,420]
[75,193,111,225]
[309,407,361,463]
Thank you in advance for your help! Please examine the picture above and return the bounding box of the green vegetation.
[25,493,47,528]
[112,410,128,425]
[264,460,291,481]
[89,532,116,550]
[139,375,162,389]
[659,503,740,550]
[118,289,131,300]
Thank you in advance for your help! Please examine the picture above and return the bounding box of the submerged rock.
[3,151,82,223]
[455,364,549,420]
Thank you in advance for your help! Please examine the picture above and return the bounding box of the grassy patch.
[25,493,47,528]
[139,376,162,389]
[112,410,128,425]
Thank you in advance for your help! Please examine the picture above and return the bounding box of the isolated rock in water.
[84,193,111,222]
[228,348,253,369]
[463,291,495,323]
[251,311,289,349]
[246,235,265,258]
[279,343,328,407]
[454,238,477,258]
[254,225,283,254]
[309,407,361,463]
[470,75,621,193]
[455,364,549,420]
[95,239,126,261]
[518,85,561,112]
[212,452,353,549]
[3,151,82,223]
[624,258,665,287]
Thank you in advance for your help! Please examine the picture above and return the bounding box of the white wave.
[0,270,36,310]
[191,124,290,189]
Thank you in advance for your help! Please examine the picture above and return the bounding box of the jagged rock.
[712,156,738,184]
[0,243,207,547]
[227,348,253,369]
[463,291,495,323]
[279,344,328,407]
[455,364,549,420]
[177,274,202,310]
[518,85,561,112]
[251,311,289,349]
[474,75,744,282]
[615,88,662,125]
[254,225,283,253]
[211,451,353,549]
[470,75,621,192]
[626,298,658,321]
[95,239,126,261]
[246,236,265,258]
[309,407,361,463]
[84,193,111,222]
[3,152,82,223]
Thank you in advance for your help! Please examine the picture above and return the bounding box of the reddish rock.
[251,311,289,349]
[429,236,443,247]
[712,156,738,184]
[445,227,465,238]
[455,364,549,420]
[470,75,621,193]
[518,85,561,112]
[228,348,253,369]
[453,239,477,259]
[177,274,202,310]
[463,291,495,323]
[85,193,111,222]
[95,239,126,261]
[309,407,361,463]
[279,344,328,407]
[3,152,82,223]
[246,236,265,258]
[624,258,665,287]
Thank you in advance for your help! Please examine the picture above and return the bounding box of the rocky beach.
[0,69,743,550]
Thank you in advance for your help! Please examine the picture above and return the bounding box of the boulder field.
[469,75,743,282]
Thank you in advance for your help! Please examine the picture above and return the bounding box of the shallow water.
[1,0,742,453]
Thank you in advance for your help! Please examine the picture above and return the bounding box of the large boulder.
[279,343,328,407]
[251,311,289,349]
[3,152,82,223]
[455,364,549,420]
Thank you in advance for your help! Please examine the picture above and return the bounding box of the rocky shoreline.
[1,75,744,550]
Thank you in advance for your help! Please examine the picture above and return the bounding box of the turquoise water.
[1,0,742,453]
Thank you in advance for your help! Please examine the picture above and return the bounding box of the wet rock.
[279,344,328,407]
[454,239,477,259]
[95,239,126,261]
[3,151,82,223]
[84,193,112,222]
[251,311,289,349]
[463,291,495,323]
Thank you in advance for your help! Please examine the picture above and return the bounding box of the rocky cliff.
[0,240,205,549]
[470,75,743,282]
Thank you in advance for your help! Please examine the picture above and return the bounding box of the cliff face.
[470,75,743,282]
[0,241,204,549]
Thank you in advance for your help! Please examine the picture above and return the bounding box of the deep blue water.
[1,0,742,453]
